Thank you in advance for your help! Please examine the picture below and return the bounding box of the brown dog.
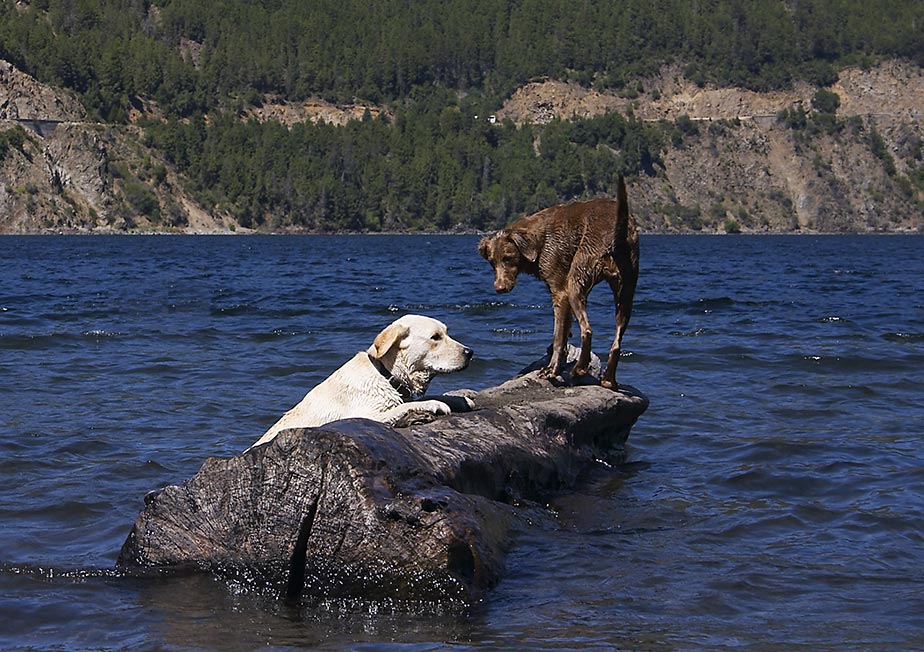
[478,177,639,389]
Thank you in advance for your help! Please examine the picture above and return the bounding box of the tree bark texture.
[117,369,648,603]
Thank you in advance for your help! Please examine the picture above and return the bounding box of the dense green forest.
[2,0,924,230]
[140,102,665,230]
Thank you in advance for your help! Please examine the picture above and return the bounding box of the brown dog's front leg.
[569,288,593,377]
[542,295,571,378]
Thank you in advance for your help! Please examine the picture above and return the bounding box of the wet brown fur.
[478,177,639,389]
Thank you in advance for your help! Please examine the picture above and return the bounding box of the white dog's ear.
[371,323,410,359]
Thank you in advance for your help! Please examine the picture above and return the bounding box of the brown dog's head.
[477,229,541,293]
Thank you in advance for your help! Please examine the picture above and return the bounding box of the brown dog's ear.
[371,323,410,359]
[511,230,541,263]
[477,236,490,260]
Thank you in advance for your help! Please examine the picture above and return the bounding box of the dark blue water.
[2,234,923,651]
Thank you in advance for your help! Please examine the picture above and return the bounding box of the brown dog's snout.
[494,276,515,293]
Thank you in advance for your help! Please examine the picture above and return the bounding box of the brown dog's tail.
[615,175,630,241]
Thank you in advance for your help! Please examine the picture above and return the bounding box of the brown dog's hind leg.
[601,342,621,389]
[601,274,635,390]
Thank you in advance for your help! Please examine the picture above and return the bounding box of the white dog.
[249,315,473,449]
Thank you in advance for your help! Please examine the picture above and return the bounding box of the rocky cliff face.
[498,61,924,232]
[2,58,923,233]
[632,113,923,232]
[0,60,233,233]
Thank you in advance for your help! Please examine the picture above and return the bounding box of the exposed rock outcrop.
[496,61,924,125]
[247,96,392,127]
[0,60,86,122]
[117,369,648,603]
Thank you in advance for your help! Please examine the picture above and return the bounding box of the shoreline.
[2,227,922,237]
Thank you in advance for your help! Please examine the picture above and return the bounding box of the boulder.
[117,362,648,603]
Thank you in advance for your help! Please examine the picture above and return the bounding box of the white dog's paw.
[417,399,452,416]
[386,400,453,427]
[431,391,476,412]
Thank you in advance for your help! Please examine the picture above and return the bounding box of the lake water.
[1,234,923,651]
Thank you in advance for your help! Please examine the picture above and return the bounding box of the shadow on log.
[117,358,648,603]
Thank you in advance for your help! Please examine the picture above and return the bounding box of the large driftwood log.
[117,364,648,602]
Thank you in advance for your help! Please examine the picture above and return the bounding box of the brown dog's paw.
[600,378,619,391]
[536,366,568,387]
[537,366,557,379]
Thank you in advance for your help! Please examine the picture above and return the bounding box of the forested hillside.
[1,0,924,232]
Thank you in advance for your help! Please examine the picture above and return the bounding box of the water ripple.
[1,234,923,651]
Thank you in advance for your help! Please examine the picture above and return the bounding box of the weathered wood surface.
[117,364,648,602]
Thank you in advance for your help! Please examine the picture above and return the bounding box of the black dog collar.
[369,354,415,402]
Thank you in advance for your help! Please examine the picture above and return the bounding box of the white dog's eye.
[431,333,442,341]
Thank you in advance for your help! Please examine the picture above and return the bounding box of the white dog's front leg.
[380,400,451,427]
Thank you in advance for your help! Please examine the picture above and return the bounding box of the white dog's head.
[368,315,473,397]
